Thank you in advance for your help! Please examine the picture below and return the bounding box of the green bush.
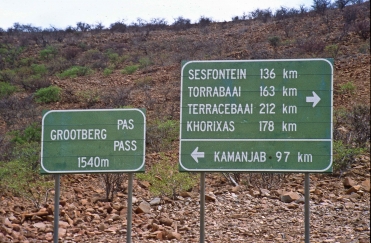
[146,119,179,152]
[19,57,35,67]
[136,154,198,198]
[103,68,113,76]
[10,122,41,144]
[0,46,24,67]
[325,44,340,59]
[31,64,48,76]
[0,159,53,208]
[12,141,41,171]
[76,89,100,106]
[268,36,280,49]
[339,81,356,94]
[16,66,33,77]
[57,66,92,79]
[121,65,139,75]
[333,140,365,174]
[39,46,58,60]
[105,49,119,63]
[139,57,151,69]
[34,85,61,103]
[0,123,50,207]
[0,69,17,83]
[0,82,17,98]
[78,42,88,51]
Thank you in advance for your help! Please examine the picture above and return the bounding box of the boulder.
[135,201,151,214]
[280,192,301,203]
[346,185,361,194]
[343,177,356,188]
[361,179,370,192]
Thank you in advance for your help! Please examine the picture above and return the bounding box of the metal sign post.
[200,172,206,242]
[53,174,60,243]
[305,173,310,243]
[127,173,134,243]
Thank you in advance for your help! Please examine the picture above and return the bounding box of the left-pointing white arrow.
[191,147,204,163]
[306,91,321,107]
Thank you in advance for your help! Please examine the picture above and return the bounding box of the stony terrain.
[1,161,370,242]
[0,2,370,242]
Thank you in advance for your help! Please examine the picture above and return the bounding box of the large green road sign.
[41,109,145,174]
[179,59,333,172]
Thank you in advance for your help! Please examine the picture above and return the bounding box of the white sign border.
[179,58,333,172]
[41,108,146,174]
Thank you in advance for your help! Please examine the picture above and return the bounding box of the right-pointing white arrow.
[191,147,204,163]
[306,91,321,107]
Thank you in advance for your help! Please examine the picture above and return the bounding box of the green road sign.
[41,109,146,174]
[179,59,333,172]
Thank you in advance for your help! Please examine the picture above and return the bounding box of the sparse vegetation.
[333,140,365,174]
[146,118,179,152]
[121,64,139,75]
[354,19,370,40]
[76,89,100,107]
[325,44,341,58]
[39,46,58,60]
[0,122,53,208]
[333,104,370,174]
[103,67,113,76]
[57,65,92,79]
[34,85,61,103]
[136,153,198,199]
[268,36,280,55]
[339,81,356,94]
[0,82,17,98]
[100,173,126,201]
[0,159,53,208]
[135,76,152,87]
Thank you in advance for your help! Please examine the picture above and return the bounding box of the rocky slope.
[0,2,370,242]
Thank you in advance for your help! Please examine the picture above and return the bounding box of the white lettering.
[49,129,107,140]
[187,103,253,115]
[187,69,246,80]
[214,151,266,162]
[186,121,234,132]
[113,140,137,151]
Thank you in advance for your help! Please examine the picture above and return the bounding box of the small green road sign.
[179,59,333,172]
[41,109,146,174]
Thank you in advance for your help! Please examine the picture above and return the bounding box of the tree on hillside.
[76,22,91,32]
[312,0,332,13]
[335,0,352,9]
[172,16,191,31]
[110,21,126,33]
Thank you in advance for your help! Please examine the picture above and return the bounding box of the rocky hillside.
[0,2,370,242]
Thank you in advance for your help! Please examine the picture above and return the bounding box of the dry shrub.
[296,37,325,55]
[334,104,370,147]
[20,77,51,92]
[62,46,82,60]
[100,87,132,108]
[354,20,370,40]
[47,57,73,74]
[99,173,127,201]
[0,95,38,128]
